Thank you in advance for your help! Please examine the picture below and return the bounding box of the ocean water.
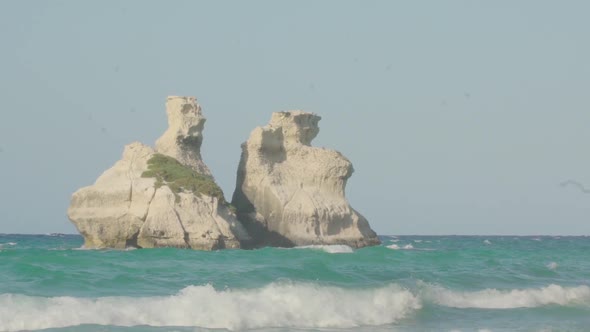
[1,235,589,332]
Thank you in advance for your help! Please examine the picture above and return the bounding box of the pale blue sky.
[1,1,589,235]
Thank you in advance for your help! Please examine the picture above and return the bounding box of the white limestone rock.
[67,97,250,250]
[232,111,380,248]
[68,142,156,249]
[155,96,212,176]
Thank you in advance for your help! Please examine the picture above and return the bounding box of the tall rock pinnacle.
[155,96,211,176]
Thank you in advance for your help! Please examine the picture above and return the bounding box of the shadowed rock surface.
[232,111,380,248]
[68,96,250,250]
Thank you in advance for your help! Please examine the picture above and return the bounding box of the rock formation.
[155,97,211,176]
[232,111,380,248]
[68,96,250,250]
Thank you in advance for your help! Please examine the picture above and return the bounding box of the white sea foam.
[72,246,137,251]
[72,247,92,251]
[386,244,414,250]
[0,283,421,331]
[546,262,558,270]
[0,242,16,249]
[295,245,354,253]
[422,283,590,309]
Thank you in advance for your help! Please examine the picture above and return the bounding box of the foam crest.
[422,284,590,309]
[0,282,421,331]
[387,244,414,250]
[295,245,354,253]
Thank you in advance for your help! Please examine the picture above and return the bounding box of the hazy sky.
[1,1,589,235]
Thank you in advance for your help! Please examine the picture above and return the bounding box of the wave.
[294,245,354,253]
[421,283,590,309]
[46,233,67,237]
[2,282,588,331]
[387,244,414,250]
[547,262,558,270]
[0,282,420,331]
[70,246,138,251]
[0,242,16,250]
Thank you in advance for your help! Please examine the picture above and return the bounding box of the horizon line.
[1,233,588,237]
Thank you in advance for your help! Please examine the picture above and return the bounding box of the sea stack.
[67,96,250,250]
[232,111,380,248]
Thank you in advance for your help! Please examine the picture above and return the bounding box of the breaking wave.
[0,282,420,331]
[421,283,590,309]
[2,282,588,331]
[294,245,354,253]
[387,244,414,250]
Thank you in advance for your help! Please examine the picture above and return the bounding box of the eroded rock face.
[68,97,250,250]
[155,96,212,176]
[232,111,380,248]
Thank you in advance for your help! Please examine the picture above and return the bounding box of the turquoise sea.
[0,234,589,332]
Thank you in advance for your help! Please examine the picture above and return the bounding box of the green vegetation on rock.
[142,153,226,203]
